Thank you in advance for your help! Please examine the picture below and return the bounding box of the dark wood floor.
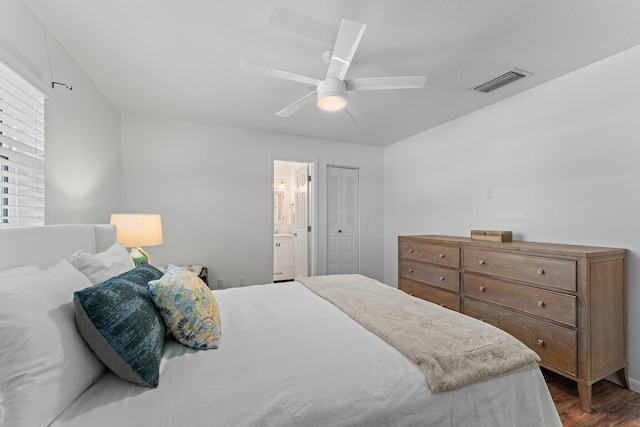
[543,369,640,426]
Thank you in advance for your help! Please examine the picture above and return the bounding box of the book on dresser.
[397,234,627,413]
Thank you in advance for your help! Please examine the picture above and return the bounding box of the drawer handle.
[409,249,414,253]
[536,339,545,346]
[537,300,545,307]
[478,259,485,265]
[439,276,445,281]
[536,268,545,275]
[438,253,445,258]
[479,286,486,292]
[409,268,414,273]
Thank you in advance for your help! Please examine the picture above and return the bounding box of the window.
[0,60,45,227]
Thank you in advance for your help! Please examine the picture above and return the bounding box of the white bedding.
[52,282,561,427]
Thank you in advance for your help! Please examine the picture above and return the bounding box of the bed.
[0,224,562,426]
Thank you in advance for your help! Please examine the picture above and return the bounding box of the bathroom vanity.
[274,234,295,281]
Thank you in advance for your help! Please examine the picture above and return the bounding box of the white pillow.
[0,259,105,427]
[0,265,39,278]
[70,242,135,284]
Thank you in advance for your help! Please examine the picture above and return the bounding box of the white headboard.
[0,224,116,270]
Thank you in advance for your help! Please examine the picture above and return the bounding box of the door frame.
[270,156,318,279]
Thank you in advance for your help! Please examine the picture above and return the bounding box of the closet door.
[327,166,359,274]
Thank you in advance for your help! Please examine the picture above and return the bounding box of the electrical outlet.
[217,278,224,288]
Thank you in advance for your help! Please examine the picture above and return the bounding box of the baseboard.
[605,373,640,393]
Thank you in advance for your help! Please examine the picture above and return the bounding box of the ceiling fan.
[239,18,427,122]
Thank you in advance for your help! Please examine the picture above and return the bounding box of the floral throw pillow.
[148,265,221,349]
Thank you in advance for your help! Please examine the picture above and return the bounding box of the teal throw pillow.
[73,264,165,387]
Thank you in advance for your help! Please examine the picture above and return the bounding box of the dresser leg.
[616,367,629,389]
[577,383,592,413]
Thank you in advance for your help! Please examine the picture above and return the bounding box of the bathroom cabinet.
[274,234,295,281]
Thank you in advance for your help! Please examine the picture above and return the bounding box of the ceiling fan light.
[317,78,347,112]
[317,95,346,111]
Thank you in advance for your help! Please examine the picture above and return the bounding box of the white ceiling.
[24,0,640,147]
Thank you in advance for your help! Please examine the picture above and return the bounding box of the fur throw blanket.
[298,274,540,393]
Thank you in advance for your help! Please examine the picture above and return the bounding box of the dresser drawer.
[464,273,576,326]
[463,298,577,376]
[463,249,576,291]
[399,278,461,312]
[399,259,459,292]
[399,239,460,268]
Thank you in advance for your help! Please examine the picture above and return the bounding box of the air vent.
[473,68,531,93]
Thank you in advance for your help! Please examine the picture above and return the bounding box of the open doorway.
[273,159,315,282]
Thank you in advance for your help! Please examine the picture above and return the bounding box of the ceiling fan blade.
[345,76,427,91]
[276,90,317,118]
[344,93,365,123]
[239,61,321,87]
[326,19,366,80]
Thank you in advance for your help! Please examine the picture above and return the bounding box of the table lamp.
[110,214,163,265]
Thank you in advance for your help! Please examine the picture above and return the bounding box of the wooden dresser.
[398,235,627,412]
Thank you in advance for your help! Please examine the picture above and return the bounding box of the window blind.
[0,60,45,227]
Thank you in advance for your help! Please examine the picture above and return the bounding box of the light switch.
[485,185,495,199]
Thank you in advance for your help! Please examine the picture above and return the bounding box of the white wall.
[0,0,121,225]
[384,44,640,390]
[44,34,122,224]
[121,117,385,287]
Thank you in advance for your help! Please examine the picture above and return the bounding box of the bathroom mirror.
[274,179,285,222]
[274,191,285,221]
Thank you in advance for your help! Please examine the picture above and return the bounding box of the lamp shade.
[109,214,163,248]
